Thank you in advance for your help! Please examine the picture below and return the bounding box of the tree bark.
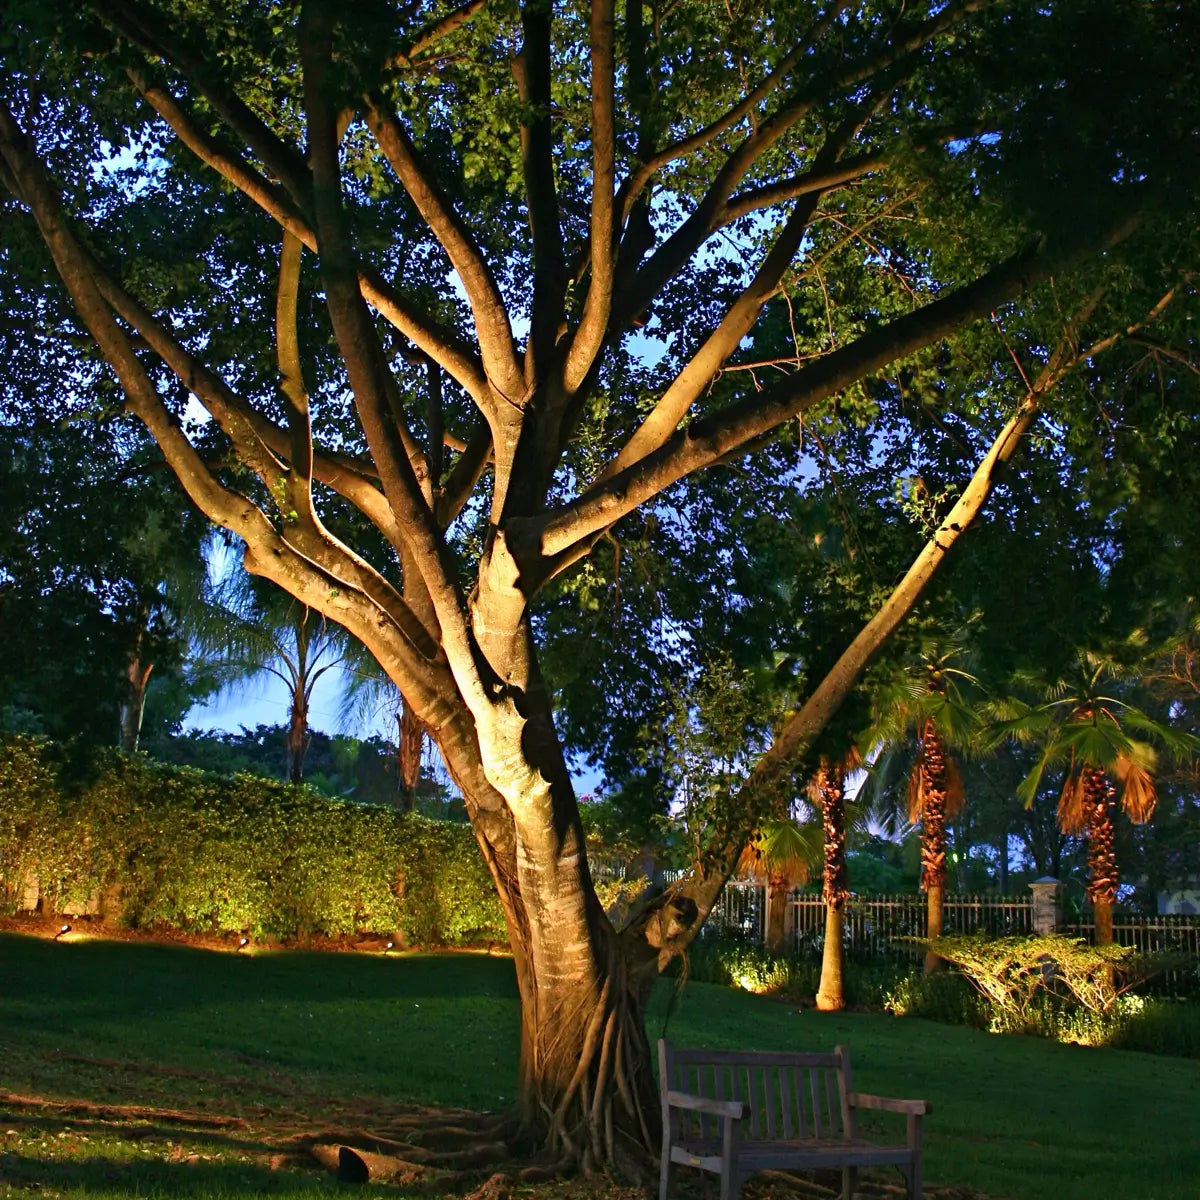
[1083,768,1118,947]
[815,760,848,1012]
[765,877,789,955]
[397,701,425,811]
[287,683,309,785]
[919,719,949,973]
[815,904,845,1012]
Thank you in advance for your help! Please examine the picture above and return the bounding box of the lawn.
[0,931,1197,1200]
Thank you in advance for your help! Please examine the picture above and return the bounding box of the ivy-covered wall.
[0,735,506,943]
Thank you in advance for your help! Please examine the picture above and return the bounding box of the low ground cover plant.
[685,931,1200,1057]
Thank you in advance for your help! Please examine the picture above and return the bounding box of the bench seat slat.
[674,1137,915,1170]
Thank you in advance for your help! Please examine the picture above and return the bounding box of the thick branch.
[514,4,567,387]
[517,214,1141,563]
[126,71,491,406]
[365,96,523,400]
[562,0,616,394]
[301,0,484,705]
[94,0,311,205]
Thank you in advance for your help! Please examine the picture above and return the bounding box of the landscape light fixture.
[54,924,71,940]
[237,936,250,951]
[384,941,395,954]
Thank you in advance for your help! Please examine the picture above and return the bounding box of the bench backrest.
[658,1041,854,1142]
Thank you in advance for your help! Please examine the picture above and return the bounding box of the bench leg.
[658,1151,674,1200]
[842,1165,857,1199]
[719,1167,739,1200]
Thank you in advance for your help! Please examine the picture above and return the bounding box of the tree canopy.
[1,0,1198,1168]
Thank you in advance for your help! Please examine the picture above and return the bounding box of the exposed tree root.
[0,1089,249,1128]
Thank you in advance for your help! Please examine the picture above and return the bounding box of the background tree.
[0,418,210,746]
[866,645,980,969]
[191,557,351,784]
[1,0,1197,1168]
[993,648,1195,944]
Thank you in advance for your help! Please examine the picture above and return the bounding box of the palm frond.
[905,762,923,824]
[1113,757,1158,825]
[740,818,822,888]
[1057,772,1088,835]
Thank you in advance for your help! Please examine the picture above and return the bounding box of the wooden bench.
[658,1040,930,1200]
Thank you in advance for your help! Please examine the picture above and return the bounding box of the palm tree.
[341,638,429,810]
[190,555,350,784]
[866,648,980,971]
[992,649,1195,945]
[811,755,855,1012]
[737,815,821,955]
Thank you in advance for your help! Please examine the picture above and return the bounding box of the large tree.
[1,0,1196,1169]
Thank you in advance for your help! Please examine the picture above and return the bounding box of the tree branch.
[562,0,616,394]
[385,0,489,70]
[719,151,887,226]
[300,0,484,702]
[125,69,492,407]
[365,95,523,399]
[514,3,566,388]
[601,115,868,481]
[515,213,1143,564]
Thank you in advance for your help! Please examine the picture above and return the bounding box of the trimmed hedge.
[0,735,506,944]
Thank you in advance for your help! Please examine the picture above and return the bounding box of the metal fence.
[1061,914,1200,992]
[593,863,1200,990]
[787,892,1034,961]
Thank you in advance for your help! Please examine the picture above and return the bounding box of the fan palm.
[190,555,350,784]
[991,649,1195,944]
[737,815,822,955]
[810,754,859,1012]
[866,647,981,970]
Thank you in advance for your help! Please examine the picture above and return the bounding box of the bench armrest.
[847,1092,931,1116]
[665,1089,745,1120]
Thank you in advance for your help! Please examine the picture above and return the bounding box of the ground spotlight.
[384,940,395,954]
[237,936,250,951]
[54,924,71,940]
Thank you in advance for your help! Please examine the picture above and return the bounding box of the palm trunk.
[765,876,789,955]
[919,718,949,973]
[119,655,153,753]
[119,604,154,753]
[397,702,425,811]
[1083,767,1118,946]
[287,684,308,785]
[815,760,849,1012]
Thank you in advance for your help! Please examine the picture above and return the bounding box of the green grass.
[1,932,1198,1200]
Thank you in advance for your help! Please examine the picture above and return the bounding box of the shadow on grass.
[0,1111,283,1157]
[0,1148,384,1198]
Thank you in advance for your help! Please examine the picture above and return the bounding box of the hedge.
[0,735,506,944]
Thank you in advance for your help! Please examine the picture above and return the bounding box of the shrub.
[0,735,506,944]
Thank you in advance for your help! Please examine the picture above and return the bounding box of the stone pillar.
[1029,877,1063,935]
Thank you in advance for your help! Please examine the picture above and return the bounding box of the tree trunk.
[765,877,788,955]
[430,679,662,1174]
[919,718,949,973]
[287,684,309,785]
[1083,767,1118,946]
[396,701,425,812]
[119,604,154,753]
[815,904,845,1012]
[815,760,849,1012]
[924,883,945,975]
[119,654,153,753]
